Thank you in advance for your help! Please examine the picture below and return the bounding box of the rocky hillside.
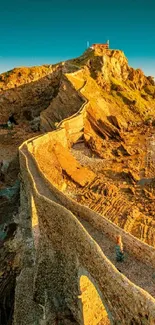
[69,48,155,124]
[16,45,155,246]
[1,46,155,325]
[40,49,155,132]
[0,64,63,123]
[1,47,155,129]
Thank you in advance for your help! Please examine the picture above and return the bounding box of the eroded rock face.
[67,124,155,247]
[1,48,155,133]
[40,76,85,132]
[0,65,62,124]
[0,156,20,325]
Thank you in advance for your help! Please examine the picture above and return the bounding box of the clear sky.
[0,0,155,76]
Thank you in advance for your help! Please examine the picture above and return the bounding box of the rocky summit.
[1,45,155,325]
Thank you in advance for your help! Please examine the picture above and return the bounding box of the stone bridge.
[14,71,155,325]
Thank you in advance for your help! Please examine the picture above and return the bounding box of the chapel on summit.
[91,40,109,50]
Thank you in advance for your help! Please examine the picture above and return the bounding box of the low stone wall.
[29,105,89,158]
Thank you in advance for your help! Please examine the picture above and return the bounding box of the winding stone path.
[22,144,155,300]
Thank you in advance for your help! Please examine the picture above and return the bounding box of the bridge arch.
[78,268,112,325]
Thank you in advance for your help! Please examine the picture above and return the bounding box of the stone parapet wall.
[30,103,89,154]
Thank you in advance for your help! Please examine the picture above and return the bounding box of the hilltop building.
[90,40,109,50]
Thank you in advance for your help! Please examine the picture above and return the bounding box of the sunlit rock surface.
[1,46,155,324]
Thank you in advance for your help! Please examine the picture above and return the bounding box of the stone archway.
[79,275,111,325]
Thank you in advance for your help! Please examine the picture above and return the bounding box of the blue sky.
[0,0,155,76]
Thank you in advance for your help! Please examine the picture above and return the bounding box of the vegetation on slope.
[68,48,155,125]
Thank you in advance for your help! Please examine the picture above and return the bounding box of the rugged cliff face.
[70,48,155,123]
[39,48,155,134]
[0,48,155,129]
[0,64,62,123]
[40,75,85,131]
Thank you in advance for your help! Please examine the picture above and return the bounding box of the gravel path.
[71,143,108,173]
[79,218,155,298]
